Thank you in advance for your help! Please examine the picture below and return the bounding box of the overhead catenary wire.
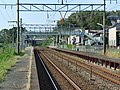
[0,0,12,20]
[0,9,7,22]
[45,5,60,24]
[11,5,16,19]
[5,8,12,20]
[107,4,120,10]
[46,0,119,26]
[46,0,64,24]
[106,0,120,10]
[46,0,71,25]
[11,9,16,19]
[46,0,74,25]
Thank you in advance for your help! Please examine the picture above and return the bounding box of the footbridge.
[24,28,103,45]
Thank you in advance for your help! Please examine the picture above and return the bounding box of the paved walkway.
[0,47,33,90]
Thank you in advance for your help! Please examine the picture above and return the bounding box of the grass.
[0,45,26,82]
[106,51,120,58]
[0,46,20,82]
[14,50,25,56]
[106,48,120,58]
[38,38,52,47]
[62,45,120,58]
[0,56,19,82]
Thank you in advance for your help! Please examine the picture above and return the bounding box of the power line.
[106,0,120,10]
[5,9,12,20]
[11,8,16,19]
[0,9,7,21]
[47,0,73,24]
[0,0,12,20]
[3,0,15,20]
[45,5,60,24]
[107,4,120,10]
[107,2,120,10]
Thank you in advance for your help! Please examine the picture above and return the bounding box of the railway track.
[41,49,98,90]
[52,48,120,70]
[34,50,60,90]
[34,49,81,90]
[45,48,120,87]
[49,49,120,80]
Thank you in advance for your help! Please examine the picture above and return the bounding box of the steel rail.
[55,50,120,79]
[40,51,81,90]
[50,49,120,79]
[36,51,59,90]
[47,48,120,85]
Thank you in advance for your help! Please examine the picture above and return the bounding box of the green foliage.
[0,43,3,47]
[0,57,18,81]
[66,44,73,50]
[38,38,52,47]
[14,50,25,56]
[0,51,18,81]
[56,10,120,31]
[0,27,27,43]
[106,48,120,58]
[0,45,24,81]
[0,27,27,81]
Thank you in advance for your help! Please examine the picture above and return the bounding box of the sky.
[0,0,120,30]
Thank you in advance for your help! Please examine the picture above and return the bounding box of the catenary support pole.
[17,0,20,54]
[20,18,22,51]
[103,0,106,54]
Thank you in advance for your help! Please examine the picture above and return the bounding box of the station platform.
[0,47,39,90]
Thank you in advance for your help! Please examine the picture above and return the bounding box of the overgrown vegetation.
[0,47,19,82]
[14,50,25,56]
[0,56,19,81]
[0,22,27,82]
[66,44,73,49]
[38,38,53,47]
[56,10,120,30]
[106,48,120,58]
[0,27,27,43]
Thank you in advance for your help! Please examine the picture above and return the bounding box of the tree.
[0,27,27,44]
[56,10,119,31]
[0,29,9,43]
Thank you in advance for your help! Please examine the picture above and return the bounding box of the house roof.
[108,15,120,20]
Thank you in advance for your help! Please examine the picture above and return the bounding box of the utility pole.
[20,18,22,52]
[17,0,20,54]
[103,0,106,55]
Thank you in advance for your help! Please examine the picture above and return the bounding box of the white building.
[109,23,120,47]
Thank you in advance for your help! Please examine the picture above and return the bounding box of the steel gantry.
[15,3,105,54]
[0,3,104,12]
[18,3,105,12]
[0,0,117,54]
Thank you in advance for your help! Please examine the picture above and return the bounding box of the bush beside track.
[0,48,25,82]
